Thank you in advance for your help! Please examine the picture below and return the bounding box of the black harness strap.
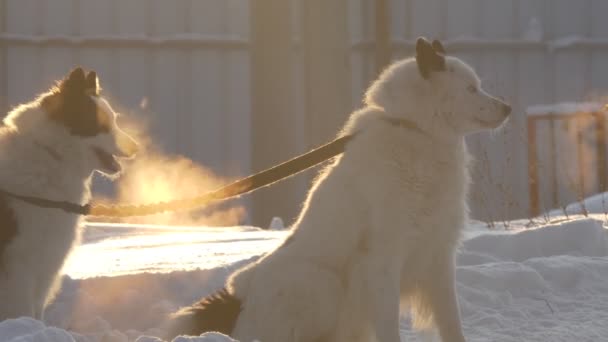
[0,189,91,215]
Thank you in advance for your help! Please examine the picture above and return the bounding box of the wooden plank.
[554,114,581,208]
[301,0,352,145]
[528,118,540,217]
[374,0,391,72]
[594,112,606,192]
[575,118,587,202]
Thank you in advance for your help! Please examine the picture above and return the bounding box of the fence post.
[249,0,300,227]
[594,111,607,193]
[374,0,391,74]
[527,116,540,217]
[301,0,352,147]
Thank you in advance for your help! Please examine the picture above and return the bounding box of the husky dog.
[167,38,510,342]
[0,68,138,320]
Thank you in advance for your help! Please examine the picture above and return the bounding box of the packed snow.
[1,215,608,341]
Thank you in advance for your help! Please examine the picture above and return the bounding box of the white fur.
[220,54,510,342]
[0,93,137,320]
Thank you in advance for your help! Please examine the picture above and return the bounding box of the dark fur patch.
[167,288,242,339]
[0,194,18,269]
[42,68,110,137]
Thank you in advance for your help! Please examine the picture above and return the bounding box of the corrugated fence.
[2,0,608,223]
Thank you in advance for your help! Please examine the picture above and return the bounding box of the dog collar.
[380,116,427,136]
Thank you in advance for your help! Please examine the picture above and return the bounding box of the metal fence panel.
[2,0,608,222]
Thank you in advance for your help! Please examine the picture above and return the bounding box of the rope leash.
[1,134,356,217]
[1,116,422,218]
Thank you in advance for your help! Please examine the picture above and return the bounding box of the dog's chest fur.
[0,131,90,303]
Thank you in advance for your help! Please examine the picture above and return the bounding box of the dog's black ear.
[431,39,446,54]
[61,67,87,93]
[85,71,99,95]
[415,37,446,79]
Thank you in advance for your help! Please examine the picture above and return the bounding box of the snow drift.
[1,217,607,341]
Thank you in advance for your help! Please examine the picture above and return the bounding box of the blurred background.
[1,0,608,227]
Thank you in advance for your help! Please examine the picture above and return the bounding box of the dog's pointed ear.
[85,71,99,95]
[431,39,446,54]
[60,67,87,93]
[415,37,446,79]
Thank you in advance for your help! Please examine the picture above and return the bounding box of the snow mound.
[0,318,79,342]
[0,318,237,342]
[549,191,608,217]
[461,218,608,263]
[448,219,608,341]
[2,218,608,341]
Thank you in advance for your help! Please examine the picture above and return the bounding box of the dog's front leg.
[363,254,402,342]
[425,260,466,342]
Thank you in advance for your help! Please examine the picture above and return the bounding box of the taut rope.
[1,116,422,218]
[1,134,355,217]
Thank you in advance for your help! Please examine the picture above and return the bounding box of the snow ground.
[2,217,608,341]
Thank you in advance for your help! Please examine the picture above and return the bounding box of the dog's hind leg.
[232,261,343,342]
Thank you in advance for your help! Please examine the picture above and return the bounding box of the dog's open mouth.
[473,117,505,128]
[93,147,121,174]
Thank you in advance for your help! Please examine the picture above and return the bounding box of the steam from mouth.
[89,109,245,227]
[110,150,246,227]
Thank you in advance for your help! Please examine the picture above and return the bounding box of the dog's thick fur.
[167,38,510,342]
[0,68,138,320]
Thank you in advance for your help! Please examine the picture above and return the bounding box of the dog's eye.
[467,85,478,94]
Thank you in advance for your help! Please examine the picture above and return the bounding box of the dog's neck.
[33,140,63,162]
[379,116,428,137]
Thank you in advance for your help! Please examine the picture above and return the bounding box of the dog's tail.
[164,288,242,340]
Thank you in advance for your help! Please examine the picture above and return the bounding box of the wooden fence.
[527,103,608,216]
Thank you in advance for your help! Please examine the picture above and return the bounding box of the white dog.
[167,37,510,342]
[0,68,138,320]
